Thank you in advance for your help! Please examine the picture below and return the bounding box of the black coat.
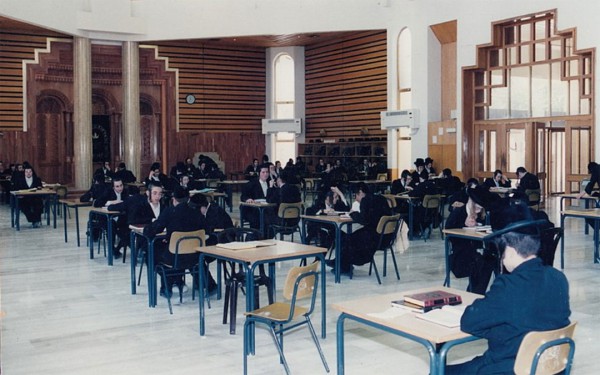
[241,178,271,202]
[483,177,511,189]
[12,174,43,190]
[143,202,204,241]
[390,178,410,195]
[201,203,234,236]
[267,183,301,205]
[517,172,540,191]
[80,183,108,203]
[585,163,600,195]
[108,194,164,225]
[93,188,129,208]
[114,169,137,184]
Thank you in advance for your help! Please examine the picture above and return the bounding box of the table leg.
[15,197,20,231]
[408,200,414,240]
[319,254,326,339]
[52,196,57,229]
[199,253,206,335]
[107,215,114,266]
[336,313,347,375]
[63,202,68,243]
[148,239,156,307]
[130,231,137,295]
[335,225,342,283]
[10,194,15,227]
[560,214,565,270]
[444,237,451,287]
[88,211,95,259]
[75,206,81,247]
[594,219,599,263]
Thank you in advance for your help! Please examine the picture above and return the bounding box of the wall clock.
[185,94,196,104]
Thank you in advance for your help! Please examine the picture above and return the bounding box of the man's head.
[442,168,452,178]
[185,158,193,165]
[190,193,210,216]
[112,178,124,194]
[496,231,540,272]
[252,158,259,167]
[355,182,370,202]
[172,186,189,205]
[493,169,503,181]
[146,183,163,204]
[199,161,206,170]
[259,164,270,182]
[17,164,24,172]
[516,166,527,178]
[24,167,34,178]
[118,162,126,171]
[180,175,190,186]
[103,161,111,169]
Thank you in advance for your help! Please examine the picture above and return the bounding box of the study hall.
[0,1,599,374]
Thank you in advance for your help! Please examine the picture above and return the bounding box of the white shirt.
[150,201,161,219]
[25,176,34,188]
[259,179,268,197]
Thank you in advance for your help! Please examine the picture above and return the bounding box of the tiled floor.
[1,195,599,374]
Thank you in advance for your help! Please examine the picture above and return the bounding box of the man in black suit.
[145,162,171,190]
[267,170,302,229]
[94,178,129,258]
[578,161,600,198]
[109,182,164,226]
[184,157,197,177]
[113,162,136,184]
[514,166,540,205]
[483,169,511,189]
[327,182,392,274]
[241,164,275,237]
[143,186,205,295]
[94,161,113,182]
[244,158,260,179]
[191,194,234,245]
[13,166,44,227]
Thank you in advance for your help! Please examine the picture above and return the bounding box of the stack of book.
[392,290,462,313]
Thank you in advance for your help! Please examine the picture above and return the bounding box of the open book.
[414,304,466,328]
[216,241,275,250]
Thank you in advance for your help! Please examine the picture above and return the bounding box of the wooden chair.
[525,189,542,210]
[376,172,387,181]
[243,261,329,375]
[303,179,319,203]
[270,202,303,242]
[421,194,443,241]
[367,214,401,284]
[155,230,205,314]
[513,321,577,375]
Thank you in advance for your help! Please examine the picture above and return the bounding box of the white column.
[122,41,141,180]
[73,37,93,190]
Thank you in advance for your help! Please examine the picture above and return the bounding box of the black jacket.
[108,194,164,225]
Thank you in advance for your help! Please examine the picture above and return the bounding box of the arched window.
[273,53,296,164]
[274,53,295,118]
[397,28,412,110]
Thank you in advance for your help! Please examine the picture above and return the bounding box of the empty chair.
[513,321,577,375]
[155,230,205,314]
[366,214,401,284]
[243,261,329,375]
[538,227,562,267]
[525,188,542,210]
[217,227,274,334]
[270,202,303,241]
[420,194,443,241]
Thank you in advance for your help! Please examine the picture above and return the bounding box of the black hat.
[489,200,536,234]
[414,158,425,167]
[173,186,189,200]
[151,162,161,171]
[467,185,501,210]
[425,157,434,164]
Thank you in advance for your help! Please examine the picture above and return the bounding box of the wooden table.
[392,194,421,240]
[560,207,600,268]
[218,180,248,212]
[197,240,328,340]
[441,228,489,287]
[239,201,276,235]
[559,193,600,236]
[87,207,123,266]
[332,286,482,375]
[488,186,515,197]
[59,199,92,247]
[10,189,58,231]
[301,214,353,283]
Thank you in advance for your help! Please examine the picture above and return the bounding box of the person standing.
[577,161,600,198]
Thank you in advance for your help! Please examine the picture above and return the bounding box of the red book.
[403,290,462,308]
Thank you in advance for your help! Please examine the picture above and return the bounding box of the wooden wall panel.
[151,41,266,133]
[305,30,387,140]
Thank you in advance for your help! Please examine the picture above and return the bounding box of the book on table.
[403,290,462,308]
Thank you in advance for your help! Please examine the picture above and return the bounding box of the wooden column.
[122,41,141,180]
[73,37,92,190]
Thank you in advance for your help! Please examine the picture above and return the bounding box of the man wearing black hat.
[446,212,571,374]
[414,158,427,181]
[145,162,170,189]
[444,185,499,294]
[424,157,436,176]
[144,186,205,296]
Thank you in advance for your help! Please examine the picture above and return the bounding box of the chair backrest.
[376,173,387,181]
[384,195,397,209]
[278,202,303,219]
[525,189,542,203]
[514,321,577,375]
[168,230,205,256]
[538,227,562,266]
[283,261,319,302]
[55,185,68,198]
[422,194,442,209]
[376,214,401,235]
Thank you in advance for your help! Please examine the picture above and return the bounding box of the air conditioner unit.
[380,109,419,129]
[261,118,302,134]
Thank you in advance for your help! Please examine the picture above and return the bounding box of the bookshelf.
[298,139,387,174]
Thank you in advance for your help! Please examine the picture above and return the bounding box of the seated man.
[446,216,571,374]
[244,158,260,179]
[93,178,129,259]
[514,166,540,204]
[240,163,276,238]
[305,185,349,248]
[327,183,391,275]
[12,165,44,228]
[94,161,113,182]
[143,187,204,295]
[145,162,172,191]
[113,162,136,184]
[483,169,511,189]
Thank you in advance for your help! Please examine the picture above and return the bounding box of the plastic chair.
[270,202,303,242]
[155,230,205,314]
[538,227,563,267]
[513,321,577,375]
[303,179,319,203]
[217,227,274,334]
[243,261,329,375]
[525,188,542,210]
[376,173,387,181]
[420,194,442,241]
[55,185,69,218]
[367,214,401,284]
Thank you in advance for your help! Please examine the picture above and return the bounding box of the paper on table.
[216,241,275,250]
[414,304,466,328]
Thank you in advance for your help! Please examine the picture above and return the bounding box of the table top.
[219,180,249,185]
[562,207,600,218]
[301,214,353,224]
[89,207,122,215]
[489,187,514,194]
[332,286,481,344]
[442,228,489,240]
[240,201,276,208]
[559,193,599,200]
[197,239,327,265]
[59,198,93,207]
[349,179,391,184]
[11,188,57,196]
